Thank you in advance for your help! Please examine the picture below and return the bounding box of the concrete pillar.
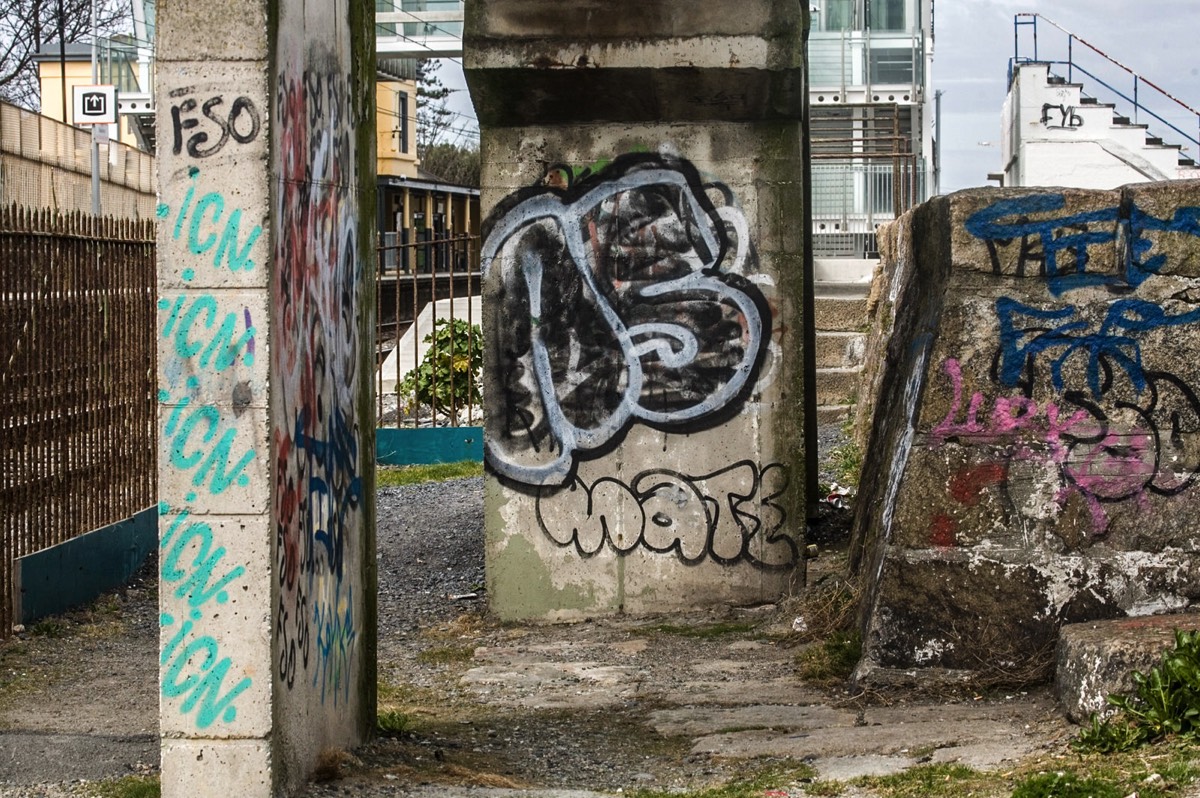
[466,1,810,619]
[155,2,376,795]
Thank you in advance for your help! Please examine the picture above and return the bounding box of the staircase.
[1006,14,1200,188]
[813,268,872,425]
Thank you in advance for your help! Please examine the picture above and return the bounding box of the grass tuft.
[628,763,816,798]
[416,645,475,666]
[797,631,862,686]
[81,776,160,798]
[377,460,482,488]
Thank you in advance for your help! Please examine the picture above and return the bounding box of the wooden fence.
[0,208,156,636]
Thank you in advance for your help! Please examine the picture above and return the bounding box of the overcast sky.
[935,0,1200,192]
[444,2,1200,193]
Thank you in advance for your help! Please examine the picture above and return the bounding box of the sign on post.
[72,85,117,126]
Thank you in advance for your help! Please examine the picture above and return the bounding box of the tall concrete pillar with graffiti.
[465,1,810,618]
[155,2,375,794]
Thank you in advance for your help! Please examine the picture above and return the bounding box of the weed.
[828,441,863,488]
[786,577,860,644]
[311,748,356,782]
[797,630,862,685]
[804,780,844,796]
[28,619,67,638]
[1010,770,1124,798]
[82,775,160,798]
[1074,628,1200,753]
[628,763,816,798]
[852,763,990,797]
[377,709,414,736]
[377,460,482,488]
[417,645,475,665]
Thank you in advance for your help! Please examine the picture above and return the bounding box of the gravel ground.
[0,428,867,797]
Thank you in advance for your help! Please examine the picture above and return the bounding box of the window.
[868,0,906,31]
[823,0,854,31]
[396,90,409,154]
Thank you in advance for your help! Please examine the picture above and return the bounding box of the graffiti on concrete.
[930,313,1200,535]
[273,54,363,706]
[1040,103,1083,129]
[169,88,262,159]
[927,194,1200,538]
[158,500,252,729]
[535,460,796,568]
[158,167,263,274]
[483,153,771,487]
[964,194,1200,295]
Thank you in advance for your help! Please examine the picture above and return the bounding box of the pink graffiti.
[930,358,1156,535]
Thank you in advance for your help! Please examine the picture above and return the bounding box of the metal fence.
[376,232,483,428]
[812,159,928,258]
[0,208,156,636]
[0,100,157,219]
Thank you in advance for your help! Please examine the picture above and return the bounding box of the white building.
[1001,15,1200,189]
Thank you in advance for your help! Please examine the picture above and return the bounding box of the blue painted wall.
[376,427,483,466]
[13,505,157,624]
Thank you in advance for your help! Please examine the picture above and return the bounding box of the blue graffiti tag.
[997,297,1200,398]
[966,195,1200,296]
[158,501,252,729]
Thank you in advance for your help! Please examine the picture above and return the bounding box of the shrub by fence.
[0,208,156,636]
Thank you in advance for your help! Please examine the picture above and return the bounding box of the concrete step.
[816,367,860,407]
[1056,612,1200,723]
[813,295,869,332]
[815,331,866,369]
[816,403,854,425]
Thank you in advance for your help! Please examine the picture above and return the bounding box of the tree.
[415,58,453,158]
[0,0,129,111]
[420,142,479,187]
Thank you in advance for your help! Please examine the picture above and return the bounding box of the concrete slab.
[1056,612,1200,722]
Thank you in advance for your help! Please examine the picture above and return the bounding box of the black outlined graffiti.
[482,153,772,487]
[1041,103,1083,129]
[534,460,796,568]
[170,88,262,159]
[273,54,362,705]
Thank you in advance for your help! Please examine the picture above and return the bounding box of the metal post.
[934,89,943,196]
[89,0,101,217]
[57,0,67,124]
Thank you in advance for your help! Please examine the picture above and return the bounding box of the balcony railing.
[812,159,929,258]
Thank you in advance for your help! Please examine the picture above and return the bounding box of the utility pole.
[90,0,101,216]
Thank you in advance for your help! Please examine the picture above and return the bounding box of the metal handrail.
[1012,12,1200,152]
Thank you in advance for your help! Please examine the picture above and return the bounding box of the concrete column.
[466,0,810,619]
[155,2,376,796]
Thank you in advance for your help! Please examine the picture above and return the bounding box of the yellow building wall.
[38,60,138,148]
[377,79,419,179]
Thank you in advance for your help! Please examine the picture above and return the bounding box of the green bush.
[397,319,483,415]
[1074,629,1200,753]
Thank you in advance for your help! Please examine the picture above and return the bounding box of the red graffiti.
[929,514,958,547]
[948,462,1007,506]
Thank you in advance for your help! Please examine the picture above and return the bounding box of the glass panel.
[868,0,905,31]
[824,0,854,31]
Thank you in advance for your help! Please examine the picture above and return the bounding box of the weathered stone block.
[1057,613,1200,723]
[853,181,1200,686]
